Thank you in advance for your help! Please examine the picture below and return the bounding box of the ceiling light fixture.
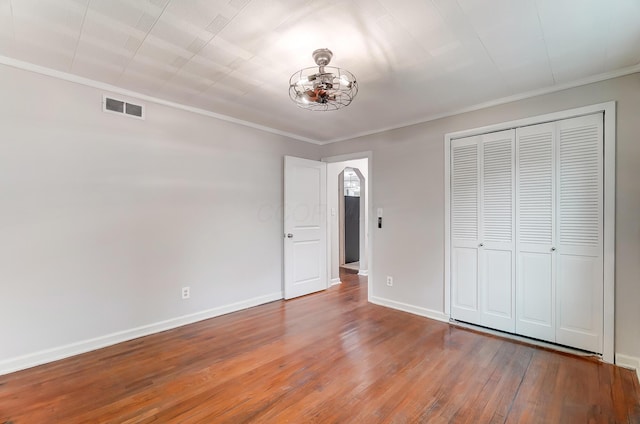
[289,48,358,111]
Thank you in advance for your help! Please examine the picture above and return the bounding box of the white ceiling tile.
[166,70,214,93]
[82,10,140,49]
[200,79,246,102]
[0,0,13,40]
[499,59,555,91]
[10,3,85,58]
[7,38,75,71]
[536,0,609,60]
[458,0,541,37]
[0,36,16,57]
[12,22,75,52]
[149,15,199,50]
[219,0,342,56]
[135,35,190,66]
[603,0,640,70]
[373,14,430,69]
[483,35,550,73]
[89,0,149,29]
[186,37,208,55]
[71,57,124,83]
[118,70,166,94]
[164,0,234,29]
[11,0,87,30]
[206,14,231,36]
[155,83,200,103]
[74,36,133,68]
[550,52,607,83]
[537,0,608,36]
[378,0,445,38]
[198,37,250,68]
[181,56,229,81]
[123,56,176,81]
[605,42,640,71]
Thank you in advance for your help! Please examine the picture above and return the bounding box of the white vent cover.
[103,95,145,119]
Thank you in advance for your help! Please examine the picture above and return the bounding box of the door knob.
[551,247,556,251]
[286,233,294,239]
[479,243,484,247]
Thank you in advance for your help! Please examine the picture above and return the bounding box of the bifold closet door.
[555,114,603,353]
[451,131,515,331]
[515,113,604,352]
[450,136,481,325]
[515,122,556,342]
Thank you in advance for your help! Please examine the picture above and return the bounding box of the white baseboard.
[616,353,640,382]
[0,291,283,376]
[370,296,449,323]
[357,269,368,276]
[330,278,342,286]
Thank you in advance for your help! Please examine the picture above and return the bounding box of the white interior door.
[515,122,556,342]
[479,130,515,332]
[284,156,327,300]
[555,114,604,353]
[450,136,481,325]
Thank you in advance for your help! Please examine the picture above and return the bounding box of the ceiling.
[0,0,639,144]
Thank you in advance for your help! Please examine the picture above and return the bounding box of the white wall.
[320,73,640,361]
[327,159,368,281]
[0,64,320,373]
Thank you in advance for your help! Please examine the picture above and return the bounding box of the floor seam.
[502,350,535,423]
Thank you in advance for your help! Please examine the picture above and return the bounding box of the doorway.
[340,167,364,273]
[325,155,370,287]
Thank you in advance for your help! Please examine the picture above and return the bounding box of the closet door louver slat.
[452,144,478,241]
[518,132,553,245]
[483,139,513,243]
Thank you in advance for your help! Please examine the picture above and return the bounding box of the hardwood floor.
[1,273,639,423]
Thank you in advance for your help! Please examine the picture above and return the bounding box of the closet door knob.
[479,243,484,247]
[551,247,556,251]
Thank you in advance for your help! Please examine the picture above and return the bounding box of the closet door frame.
[444,101,616,364]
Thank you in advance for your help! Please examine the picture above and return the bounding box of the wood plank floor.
[1,273,639,423]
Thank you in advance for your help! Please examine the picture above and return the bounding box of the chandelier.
[289,48,358,111]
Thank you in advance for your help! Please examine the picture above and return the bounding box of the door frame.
[339,167,366,269]
[322,151,373,302]
[444,102,616,363]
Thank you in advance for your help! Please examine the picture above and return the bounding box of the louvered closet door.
[555,114,603,353]
[479,130,515,332]
[515,123,556,342]
[450,136,481,325]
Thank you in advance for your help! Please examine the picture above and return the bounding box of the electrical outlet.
[386,276,393,287]
[181,286,190,299]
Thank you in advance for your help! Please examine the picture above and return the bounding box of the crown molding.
[1,54,638,146]
[320,63,640,145]
[0,55,321,145]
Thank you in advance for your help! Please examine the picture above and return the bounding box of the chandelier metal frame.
[289,48,358,111]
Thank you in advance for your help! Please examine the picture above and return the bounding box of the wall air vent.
[103,95,145,119]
